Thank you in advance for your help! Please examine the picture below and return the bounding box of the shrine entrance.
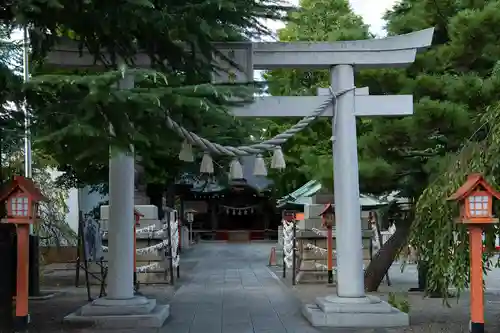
[176,162,280,242]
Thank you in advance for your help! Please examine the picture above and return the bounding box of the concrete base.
[302,295,409,328]
[63,296,170,328]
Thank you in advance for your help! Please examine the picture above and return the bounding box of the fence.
[281,220,373,285]
[192,229,279,242]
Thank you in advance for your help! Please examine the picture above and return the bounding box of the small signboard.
[82,217,103,262]
[282,210,297,222]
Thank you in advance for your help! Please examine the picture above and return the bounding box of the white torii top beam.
[45,28,434,73]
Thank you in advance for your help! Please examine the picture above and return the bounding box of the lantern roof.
[447,173,500,201]
[318,203,334,216]
[0,176,46,203]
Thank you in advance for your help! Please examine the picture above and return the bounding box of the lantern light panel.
[468,194,490,217]
[11,196,29,217]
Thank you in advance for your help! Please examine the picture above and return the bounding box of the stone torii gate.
[44,27,433,328]
[225,28,434,327]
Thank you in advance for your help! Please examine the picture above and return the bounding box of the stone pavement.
[34,243,500,332]
[163,242,320,333]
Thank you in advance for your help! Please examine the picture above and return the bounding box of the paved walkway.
[162,242,318,333]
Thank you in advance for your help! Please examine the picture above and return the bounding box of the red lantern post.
[319,203,335,284]
[447,173,500,333]
[0,176,46,331]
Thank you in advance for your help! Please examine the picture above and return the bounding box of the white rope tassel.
[229,158,243,180]
[271,147,286,170]
[282,220,294,268]
[178,140,194,162]
[200,153,214,174]
[253,154,267,176]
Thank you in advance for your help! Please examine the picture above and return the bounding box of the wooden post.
[327,226,333,284]
[15,224,29,330]
[469,226,484,333]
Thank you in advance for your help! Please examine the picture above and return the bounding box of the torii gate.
[44,28,434,328]
[221,28,434,327]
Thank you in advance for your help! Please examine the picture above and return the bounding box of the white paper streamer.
[305,243,336,255]
[315,263,327,270]
[136,240,169,254]
[169,219,180,268]
[101,238,169,253]
[282,220,294,268]
[102,223,168,238]
[311,228,327,237]
[137,262,160,273]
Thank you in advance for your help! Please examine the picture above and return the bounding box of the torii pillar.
[231,28,434,327]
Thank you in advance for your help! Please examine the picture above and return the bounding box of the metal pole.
[22,27,33,225]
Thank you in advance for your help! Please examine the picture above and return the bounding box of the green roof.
[278,180,388,209]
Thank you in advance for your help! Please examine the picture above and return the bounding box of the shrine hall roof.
[277,180,396,209]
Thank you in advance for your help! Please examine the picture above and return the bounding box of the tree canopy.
[0,0,290,189]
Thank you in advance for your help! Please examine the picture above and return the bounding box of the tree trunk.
[364,224,411,292]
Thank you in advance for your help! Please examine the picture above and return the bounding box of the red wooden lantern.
[0,176,46,329]
[0,176,46,224]
[319,203,335,228]
[447,173,500,224]
[448,173,500,333]
[134,209,143,226]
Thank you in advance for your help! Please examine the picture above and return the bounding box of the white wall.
[78,186,108,219]
[47,169,108,232]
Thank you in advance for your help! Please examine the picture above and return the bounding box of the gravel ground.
[22,256,199,333]
[269,265,500,333]
[27,285,177,333]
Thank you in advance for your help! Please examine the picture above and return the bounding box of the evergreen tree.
[263,0,370,197]
[0,0,290,190]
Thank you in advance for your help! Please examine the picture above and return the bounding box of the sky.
[267,0,400,37]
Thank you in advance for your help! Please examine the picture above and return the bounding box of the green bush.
[388,292,411,313]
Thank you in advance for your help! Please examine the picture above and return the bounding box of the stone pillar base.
[302,295,409,328]
[63,296,169,328]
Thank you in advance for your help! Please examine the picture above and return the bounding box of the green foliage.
[412,102,500,300]
[0,24,24,160]
[263,0,370,198]
[388,292,411,313]
[25,67,260,186]
[0,0,290,188]
[383,0,500,300]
